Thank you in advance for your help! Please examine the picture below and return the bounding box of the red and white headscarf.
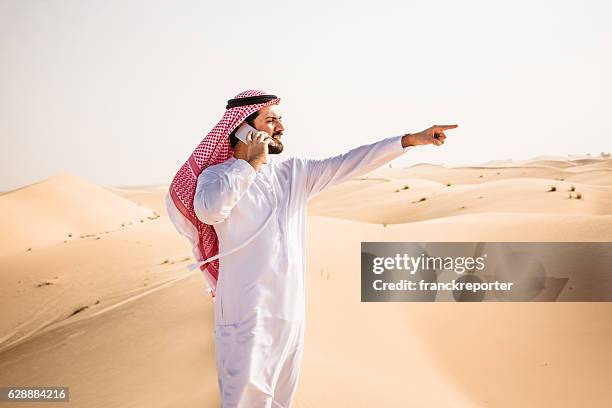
[168,90,281,298]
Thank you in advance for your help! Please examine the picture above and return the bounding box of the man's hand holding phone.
[245,130,271,172]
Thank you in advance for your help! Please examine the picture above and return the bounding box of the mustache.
[273,131,283,137]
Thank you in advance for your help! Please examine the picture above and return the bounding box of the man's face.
[251,105,284,154]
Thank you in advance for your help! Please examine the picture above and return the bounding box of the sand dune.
[0,172,159,257]
[565,159,612,171]
[1,155,611,407]
[522,159,579,168]
[309,177,612,224]
[0,270,217,408]
[569,158,610,166]
[371,160,612,186]
[0,218,196,354]
[105,185,170,216]
[304,215,612,407]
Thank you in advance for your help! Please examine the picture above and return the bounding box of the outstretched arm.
[302,135,411,199]
[301,124,458,199]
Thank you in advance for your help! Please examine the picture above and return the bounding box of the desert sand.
[1,155,611,407]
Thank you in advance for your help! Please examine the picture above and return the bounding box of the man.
[166,89,457,407]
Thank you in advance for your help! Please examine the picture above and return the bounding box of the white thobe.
[166,135,414,407]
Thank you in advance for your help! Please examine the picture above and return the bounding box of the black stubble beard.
[268,133,284,155]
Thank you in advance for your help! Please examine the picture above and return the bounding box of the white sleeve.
[193,159,257,225]
[300,135,414,198]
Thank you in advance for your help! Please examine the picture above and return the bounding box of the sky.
[1,0,610,191]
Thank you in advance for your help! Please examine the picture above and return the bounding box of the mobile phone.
[235,123,258,144]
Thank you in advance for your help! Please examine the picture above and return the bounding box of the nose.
[277,122,285,132]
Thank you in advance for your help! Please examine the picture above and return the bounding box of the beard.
[268,132,284,155]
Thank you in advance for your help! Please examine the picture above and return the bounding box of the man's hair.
[229,110,260,149]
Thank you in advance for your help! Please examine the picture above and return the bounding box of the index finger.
[435,124,458,130]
